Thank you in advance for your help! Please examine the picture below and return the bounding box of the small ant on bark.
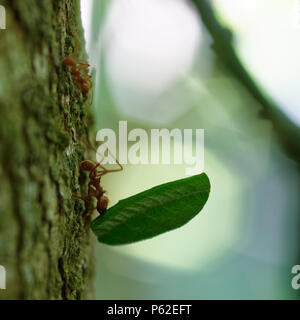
[63,58,92,95]
[63,14,92,95]
[73,140,123,220]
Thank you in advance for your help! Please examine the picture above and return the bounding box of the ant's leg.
[80,139,107,170]
[87,184,102,200]
[92,160,123,179]
[81,74,92,79]
[106,147,123,172]
[77,60,90,65]
[83,206,97,220]
[91,144,123,173]
[79,138,123,173]
[105,167,123,173]
[94,165,123,178]
[89,163,101,180]
[72,194,91,203]
[96,149,123,175]
[76,63,90,70]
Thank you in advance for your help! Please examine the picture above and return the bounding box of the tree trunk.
[0,0,95,299]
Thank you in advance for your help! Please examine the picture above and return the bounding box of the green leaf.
[91,173,210,245]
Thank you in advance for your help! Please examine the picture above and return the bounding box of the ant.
[63,58,92,95]
[63,13,92,96]
[73,140,123,220]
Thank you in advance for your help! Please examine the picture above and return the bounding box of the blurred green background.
[80,0,300,299]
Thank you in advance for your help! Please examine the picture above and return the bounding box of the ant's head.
[63,57,76,67]
[80,160,95,172]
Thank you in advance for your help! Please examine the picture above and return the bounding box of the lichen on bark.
[0,0,95,299]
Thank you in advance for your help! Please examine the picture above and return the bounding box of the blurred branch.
[191,0,300,163]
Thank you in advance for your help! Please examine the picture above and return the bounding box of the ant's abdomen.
[97,196,109,215]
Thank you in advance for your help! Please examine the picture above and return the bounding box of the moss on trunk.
[0,0,95,299]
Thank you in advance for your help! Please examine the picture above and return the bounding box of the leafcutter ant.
[63,58,92,95]
[73,139,123,221]
[63,13,92,96]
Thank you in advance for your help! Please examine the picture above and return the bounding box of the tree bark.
[0,0,95,299]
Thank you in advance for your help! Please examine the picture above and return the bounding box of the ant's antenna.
[80,139,123,172]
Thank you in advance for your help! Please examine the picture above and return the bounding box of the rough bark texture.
[0,0,95,299]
